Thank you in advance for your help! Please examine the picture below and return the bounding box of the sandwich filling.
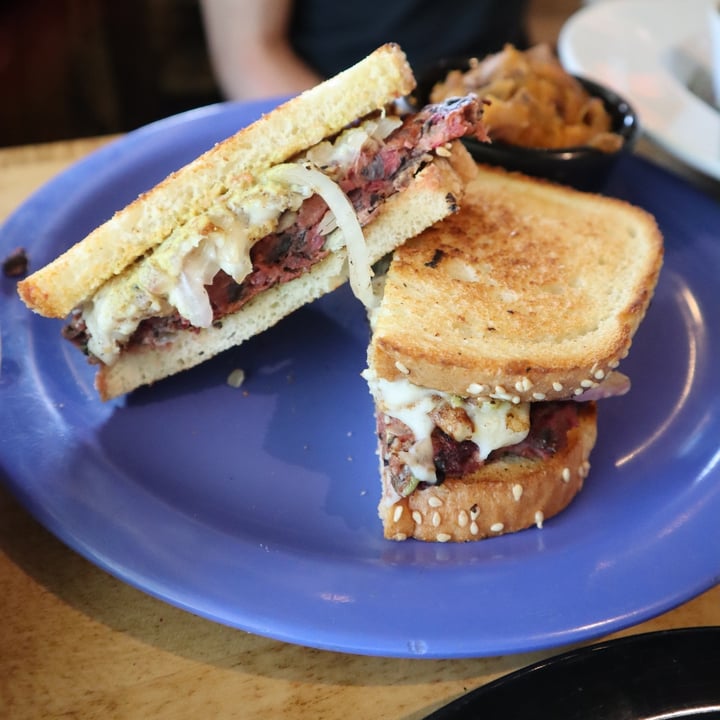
[364,371,581,499]
[63,96,486,365]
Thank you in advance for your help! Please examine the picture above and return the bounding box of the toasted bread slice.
[18,43,415,319]
[370,165,664,402]
[96,151,470,400]
[379,401,597,542]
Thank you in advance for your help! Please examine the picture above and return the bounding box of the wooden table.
[1,136,718,720]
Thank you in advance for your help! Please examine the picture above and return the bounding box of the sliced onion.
[266,162,376,308]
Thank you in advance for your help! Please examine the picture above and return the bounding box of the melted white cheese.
[364,370,531,484]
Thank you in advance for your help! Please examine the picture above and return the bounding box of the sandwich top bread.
[369,165,664,404]
[365,165,663,542]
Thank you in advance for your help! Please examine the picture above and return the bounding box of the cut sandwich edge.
[96,151,469,400]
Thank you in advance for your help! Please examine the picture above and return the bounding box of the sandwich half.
[18,43,485,400]
[364,165,664,542]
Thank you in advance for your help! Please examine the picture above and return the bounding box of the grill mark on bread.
[425,249,445,268]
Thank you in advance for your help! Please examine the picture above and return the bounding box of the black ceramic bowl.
[413,58,639,191]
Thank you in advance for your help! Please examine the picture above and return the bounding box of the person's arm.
[199,0,323,100]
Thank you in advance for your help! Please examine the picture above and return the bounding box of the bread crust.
[18,43,415,319]
[96,152,467,400]
[379,401,597,542]
[370,165,664,402]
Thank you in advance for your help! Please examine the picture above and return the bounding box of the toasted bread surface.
[18,43,415,319]
[379,401,597,542]
[371,165,664,401]
[96,153,466,400]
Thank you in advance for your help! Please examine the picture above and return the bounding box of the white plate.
[558,0,720,181]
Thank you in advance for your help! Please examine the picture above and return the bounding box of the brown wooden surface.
[0,137,718,720]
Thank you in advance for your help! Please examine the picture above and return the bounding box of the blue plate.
[1,100,719,659]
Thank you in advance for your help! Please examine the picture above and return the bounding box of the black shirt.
[290,0,529,78]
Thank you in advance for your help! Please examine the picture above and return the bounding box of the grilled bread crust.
[18,43,415,319]
[371,165,664,403]
[379,401,597,542]
[96,151,470,400]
